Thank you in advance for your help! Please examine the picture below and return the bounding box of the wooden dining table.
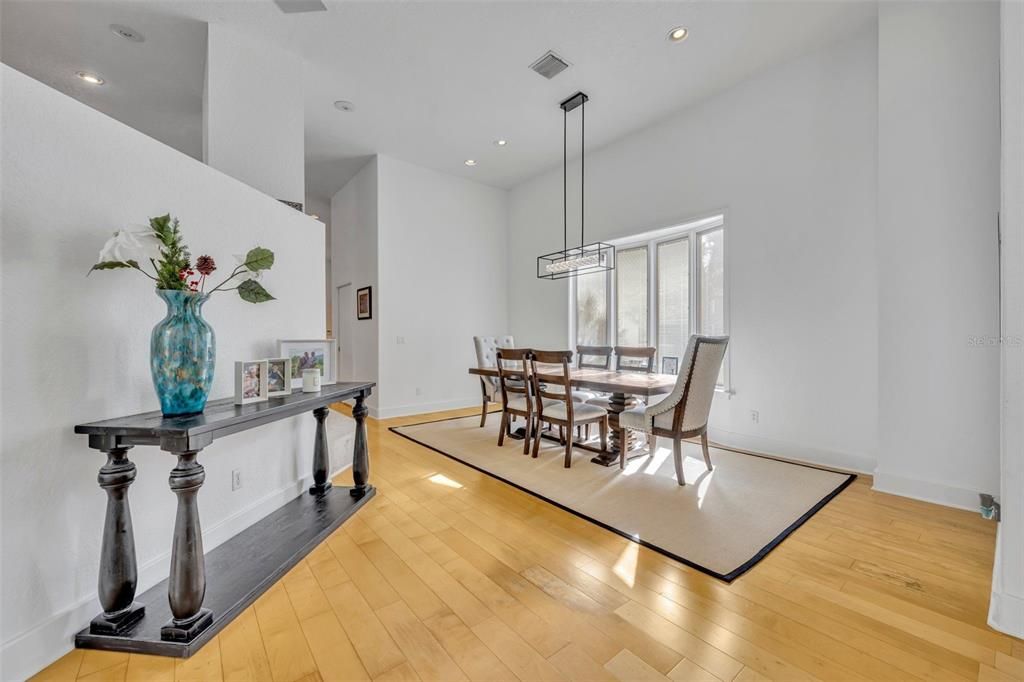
[468,366,677,466]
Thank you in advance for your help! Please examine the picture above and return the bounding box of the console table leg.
[351,394,370,498]
[161,451,212,642]
[310,406,333,495]
[90,447,145,635]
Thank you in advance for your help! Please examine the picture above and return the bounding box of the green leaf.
[149,214,173,242]
[89,260,139,274]
[238,279,275,303]
[244,246,274,271]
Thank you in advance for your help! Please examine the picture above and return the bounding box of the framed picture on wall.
[278,339,337,388]
[661,356,679,376]
[356,286,372,320]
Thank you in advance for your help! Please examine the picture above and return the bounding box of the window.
[571,214,727,387]
[616,247,648,346]
[575,270,607,346]
[657,238,690,364]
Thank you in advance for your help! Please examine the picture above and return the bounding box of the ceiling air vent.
[530,51,570,80]
[273,0,327,13]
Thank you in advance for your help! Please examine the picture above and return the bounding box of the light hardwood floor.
[33,406,1024,682]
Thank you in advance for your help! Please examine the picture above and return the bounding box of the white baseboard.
[0,461,353,682]
[707,426,876,474]
[988,589,1024,639]
[871,470,985,511]
[375,397,480,420]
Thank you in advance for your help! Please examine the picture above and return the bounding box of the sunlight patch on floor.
[427,473,463,488]
[613,539,640,587]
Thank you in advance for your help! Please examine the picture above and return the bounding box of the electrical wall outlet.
[231,469,242,491]
[415,387,422,396]
[750,409,759,424]
[396,336,406,345]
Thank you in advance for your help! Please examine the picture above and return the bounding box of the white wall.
[376,155,508,418]
[331,158,380,413]
[203,24,305,204]
[330,156,509,419]
[508,30,879,474]
[1,66,328,680]
[875,1,1001,509]
[990,0,1024,639]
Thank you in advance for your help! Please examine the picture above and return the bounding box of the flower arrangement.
[90,214,275,302]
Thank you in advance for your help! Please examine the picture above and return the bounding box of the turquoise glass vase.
[151,290,215,416]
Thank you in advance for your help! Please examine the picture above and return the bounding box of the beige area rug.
[391,415,855,581]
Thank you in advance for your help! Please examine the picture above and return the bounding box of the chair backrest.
[576,345,613,370]
[530,350,574,423]
[474,335,514,398]
[495,347,532,412]
[653,335,729,433]
[614,346,656,373]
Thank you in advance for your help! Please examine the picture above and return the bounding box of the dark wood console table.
[73,381,375,657]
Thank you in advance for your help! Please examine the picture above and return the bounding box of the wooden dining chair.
[617,335,729,485]
[576,345,613,369]
[577,345,612,439]
[614,346,657,372]
[530,350,608,467]
[495,348,545,455]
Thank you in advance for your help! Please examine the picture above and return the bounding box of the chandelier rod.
[563,106,567,254]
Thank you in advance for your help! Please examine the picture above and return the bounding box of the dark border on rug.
[389,414,856,583]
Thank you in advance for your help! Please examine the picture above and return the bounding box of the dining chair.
[586,345,657,411]
[530,350,608,467]
[577,345,612,439]
[617,335,729,485]
[614,346,657,372]
[576,345,613,369]
[473,335,514,427]
[496,348,548,455]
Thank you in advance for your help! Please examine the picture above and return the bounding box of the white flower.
[97,226,161,265]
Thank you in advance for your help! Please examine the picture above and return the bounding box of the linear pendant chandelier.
[537,91,615,280]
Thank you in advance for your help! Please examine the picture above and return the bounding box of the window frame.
[569,213,730,391]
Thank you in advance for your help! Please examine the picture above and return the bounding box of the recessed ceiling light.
[75,71,105,85]
[668,26,689,43]
[110,24,145,42]
[333,100,354,112]
[464,159,477,167]
[494,139,508,147]
[310,214,320,220]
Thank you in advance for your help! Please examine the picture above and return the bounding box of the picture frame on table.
[356,286,372,320]
[265,357,292,397]
[234,360,269,405]
[661,356,679,376]
[278,339,336,389]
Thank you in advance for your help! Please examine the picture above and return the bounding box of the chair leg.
[649,434,657,454]
[564,429,573,468]
[618,427,627,469]
[497,412,508,446]
[480,398,488,428]
[559,425,565,445]
[586,424,591,440]
[672,438,685,486]
[532,419,543,458]
[701,431,713,470]
[522,413,533,455]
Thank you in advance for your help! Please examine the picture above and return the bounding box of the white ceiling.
[1,0,877,202]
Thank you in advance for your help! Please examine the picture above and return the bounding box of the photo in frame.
[234,360,269,405]
[278,339,336,388]
[356,286,372,320]
[661,356,679,376]
[265,357,292,397]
